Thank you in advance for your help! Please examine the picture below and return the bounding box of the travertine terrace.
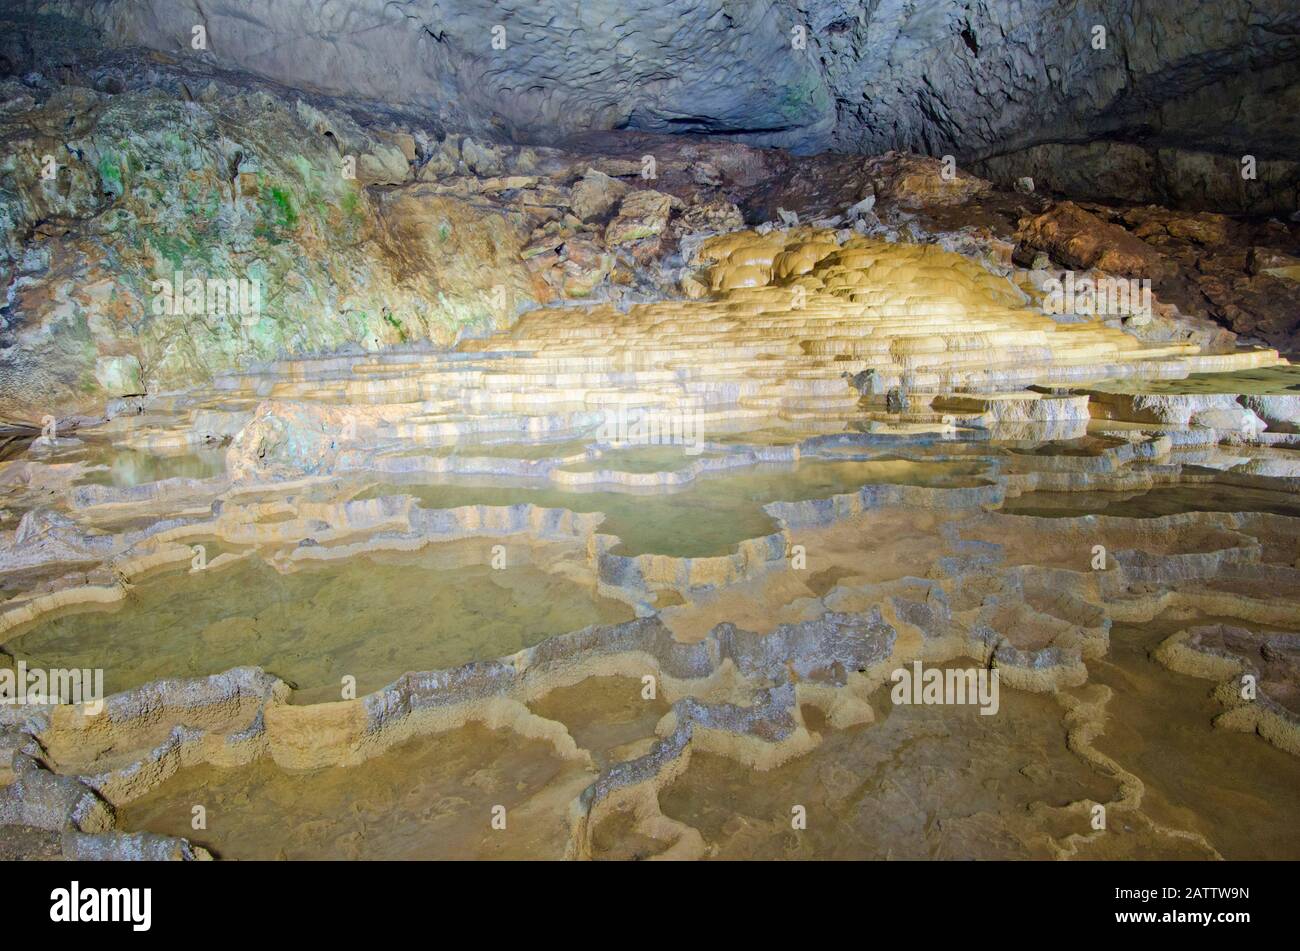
[1,2,1299,869]
[4,224,1300,861]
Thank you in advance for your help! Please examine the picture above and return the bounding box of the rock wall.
[0,47,811,420]
[17,0,1300,212]
[0,63,549,418]
[3,4,1299,420]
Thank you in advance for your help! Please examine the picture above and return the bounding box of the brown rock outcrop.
[865,152,993,209]
[604,190,681,247]
[1017,202,1176,281]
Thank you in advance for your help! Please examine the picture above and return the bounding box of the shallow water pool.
[356,457,990,557]
[5,545,633,703]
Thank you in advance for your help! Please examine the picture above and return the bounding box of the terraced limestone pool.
[1089,617,1300,861]
[115,667,1107,860]
[4,353,1300,863]
[1085,364,1300,396]
[1001,483,1300,519]
[355,457,991,557]
[116,722,593,860]
[110,639,1300,860]
[4,544,633,704]
[68,444,228,487]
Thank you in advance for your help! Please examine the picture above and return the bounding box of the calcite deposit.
[2,3,1299,864]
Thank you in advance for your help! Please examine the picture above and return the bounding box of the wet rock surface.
[3,368,1300,859]
[2,3,1299,864]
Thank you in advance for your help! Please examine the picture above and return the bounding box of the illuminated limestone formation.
[83,228,1278,491]
[3,140,1299,863]
[3,400,1300,859]
[466,231,1278,421]
[3,0,1300,869]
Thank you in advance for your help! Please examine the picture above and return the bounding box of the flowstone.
[2,113,1298,860]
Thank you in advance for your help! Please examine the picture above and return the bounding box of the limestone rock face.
[605,191,680,248]
[865,153,992,209]
[374,187,541,327]
[568,170,628,223]
[1095,205,1300,350]
[0,74,544,418]
[971,139,1300,216]
[1017,202,1175,281]
[25,0,1300,212]
[3,7,1298,416]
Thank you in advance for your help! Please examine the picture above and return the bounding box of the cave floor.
[2,232,1299,861]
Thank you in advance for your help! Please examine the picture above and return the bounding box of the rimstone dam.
[1,0,1299,868]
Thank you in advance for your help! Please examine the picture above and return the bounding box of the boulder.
[569,169,628,222]
[605,190,680,246]
[226,401,397,480]
[1248,247,1300,281]
[556,236,614,297]
[1017,202,1177,280]
[356,144,410,186]
[864,152,992,208]
[1191,405,1267,437]
[676,198,745,235]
